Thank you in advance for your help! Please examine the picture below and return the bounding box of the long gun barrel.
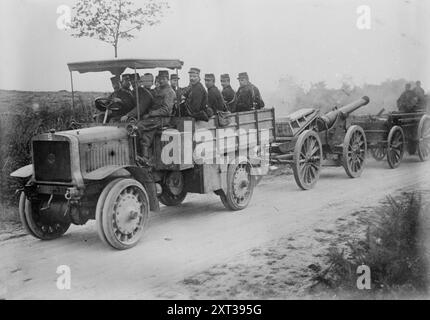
[321,96,370,127]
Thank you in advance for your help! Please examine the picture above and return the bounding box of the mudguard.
[126,167,160,212]
[84,165,160,212]
[10,164,33,178]
[83,165,131,180]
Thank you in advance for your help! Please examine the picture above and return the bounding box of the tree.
[69,0,169,58]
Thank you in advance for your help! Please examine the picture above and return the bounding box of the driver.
[108,74,136,121]
[120,75,154,123]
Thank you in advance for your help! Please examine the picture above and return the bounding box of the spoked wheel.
[99,178,149,250]
[418,115,430,161]
[220,160,255,210]
[370,147,386,161]
[158,171,187,206]
[19,192,71,240]
[292,130,322,190]
[343,125,367,178]
[386,126,405,169]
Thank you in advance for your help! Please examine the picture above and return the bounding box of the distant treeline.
[265,78,423,117]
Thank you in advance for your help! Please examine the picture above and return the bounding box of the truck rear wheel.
[220,160,254,211]
[99,178,150,250]
[19,192,70,240]
[158,171,187,206]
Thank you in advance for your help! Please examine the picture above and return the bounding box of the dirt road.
[1,158,430,299]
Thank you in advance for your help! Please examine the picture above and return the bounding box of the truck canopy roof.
[67,58,184,74]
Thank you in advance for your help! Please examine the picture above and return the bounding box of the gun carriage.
[351,110,430,168]
[10,59,274,250]
[270,97,369,189]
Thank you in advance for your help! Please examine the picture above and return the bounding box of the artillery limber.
[351,110,430,168]
[270,97,369,189]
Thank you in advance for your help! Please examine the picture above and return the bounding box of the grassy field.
[0,89,103,114]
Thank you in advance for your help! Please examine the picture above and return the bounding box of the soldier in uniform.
[170,74,182,116]
[205,73,226,113]
[120,74,154,122]
[413,81,426,109]
[107,74,136,121]
[137,70,176,162]
[397,83,419,113]
[181,67,212,121]
[220,74,236,112]
[235,72,265,112]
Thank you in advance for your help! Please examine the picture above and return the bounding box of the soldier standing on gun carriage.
[220,74,236,112]
[413,81,426,109]
[397,83,419,113]
[235,72,265,112]
[136,70,176,163]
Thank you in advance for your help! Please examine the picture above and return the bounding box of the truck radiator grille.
[83,141,130,173]
[33,141,72,182]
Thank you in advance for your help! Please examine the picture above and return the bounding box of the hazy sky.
[0,0,429,92]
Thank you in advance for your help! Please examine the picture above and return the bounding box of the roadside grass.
[310,192,428,299]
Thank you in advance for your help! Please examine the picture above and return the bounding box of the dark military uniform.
[222,85,235,104]
[207,85,226,113]
[108,88,136,121]
[397,89,419,113]
[235,83,265,112]
[413,86,426,109]
[126,87,153,118]
[182,81,212,120]
[137,83,176,158]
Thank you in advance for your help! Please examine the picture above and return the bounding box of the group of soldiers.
[397,80,426,113]
[105,68,265,162]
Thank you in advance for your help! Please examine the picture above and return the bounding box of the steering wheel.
[95,97,116,111]
[95,97,125,124]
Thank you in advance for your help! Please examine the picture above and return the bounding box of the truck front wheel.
[19,192,71,240]
[97,178,150,250]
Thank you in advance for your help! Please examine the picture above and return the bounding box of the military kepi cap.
[238,72,249,80]
[188,67,201,74]
[170,74,180,80]
[204,73,215,81]
[158,70,169,79]
[121,73,132,80]
[220,74,230,80]
[110,76,120,84]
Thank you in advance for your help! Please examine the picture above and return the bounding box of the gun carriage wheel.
[370,147,386,161]
[292,130,322,190]
[19,192,71,240]
[97,178,149,250]
[342,125,367,178]
[220,160,255,211]
[386,126,405,169]
[158,171,188,206]
[418,115,430,162]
